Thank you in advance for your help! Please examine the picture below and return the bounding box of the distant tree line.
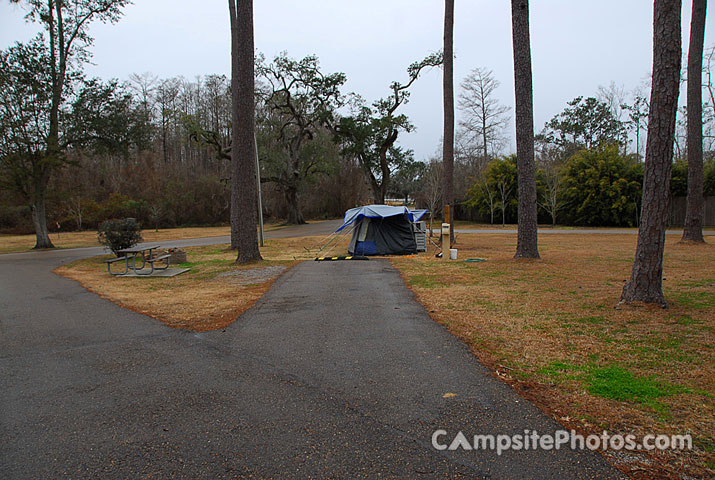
[2,1,714,237]
[421,54,715,228]
[3,54,715,233]
[1,47,443,234]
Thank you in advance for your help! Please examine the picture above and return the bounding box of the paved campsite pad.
[1,242,623,478]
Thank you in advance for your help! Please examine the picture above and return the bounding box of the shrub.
[561,146,643,227]
[98,218,143,255]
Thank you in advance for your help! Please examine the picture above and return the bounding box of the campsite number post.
[441,223,450,261]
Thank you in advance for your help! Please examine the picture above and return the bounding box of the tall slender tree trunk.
[682,0,707,243]
[621,0,682,306]
[31,0,63,249]
[442,0,455,242]
[482,116,488,163]
[511,0,539,259]
[31,168,53,248]
[228,0,262,263]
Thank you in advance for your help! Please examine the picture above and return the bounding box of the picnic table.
[105,244,171,276]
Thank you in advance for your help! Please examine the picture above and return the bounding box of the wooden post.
[441,223,450,261]
[255,132,264,247]
[444,203,453,246]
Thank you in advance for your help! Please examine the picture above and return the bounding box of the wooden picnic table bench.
[106,245,171,276]
[105,255,131,275]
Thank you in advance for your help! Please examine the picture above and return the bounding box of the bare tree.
[128,72,158,122]
[682,0,707,243]
[597,81,629,154]
[496,177,511,227]
[703,46,715,153]
[455,128,488,173]
[442,0,455,242]
[621,0,682,306]
[623,92,649,160]
[511,0,540,258]
[539,169,565,227]
[155,78,180,164]
[478,174,497,225]
[458,67,510,162]
[228,0,262,263]
[419,159,443,236]
[535,142,565,227]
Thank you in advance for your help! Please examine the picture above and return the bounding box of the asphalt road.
[1,223,623,479]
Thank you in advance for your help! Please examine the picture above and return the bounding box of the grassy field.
[0,226,231,255]
[55,231,713,478]
[0,223,295,255]
[3,222,711,255]
[451,220,715,231]
[392,234,714,479]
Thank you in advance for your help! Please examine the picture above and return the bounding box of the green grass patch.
[585,366,688,404]
[523,323,547,331]
[537,361,583,378]
[678,278,715,288]
[673,314,702,326]
[669,290,715,309]
[695,437,715,453]
[406,274,443,288]
[536,361,691,416]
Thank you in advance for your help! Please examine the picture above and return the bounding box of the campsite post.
[441,223,450,261]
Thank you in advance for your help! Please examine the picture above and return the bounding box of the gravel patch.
[217,265,287,285]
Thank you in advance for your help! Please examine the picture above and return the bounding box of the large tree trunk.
[31,177,53,249]
[621,0,682,306]
[229,0,262,263]
[365,169,384,204]
[283,150,306,224]
[377,184,387,205]
[442,0,455,242]
[284,185,305,225]
[511,0,540,259]
[373,185,385,205]
[682,0,707,243]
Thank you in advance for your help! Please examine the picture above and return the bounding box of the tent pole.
[318,222,359,258]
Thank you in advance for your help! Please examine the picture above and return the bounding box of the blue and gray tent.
[336,205,427,256]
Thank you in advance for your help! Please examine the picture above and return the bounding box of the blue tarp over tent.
[337,205,426,232]
[336,205,427,256]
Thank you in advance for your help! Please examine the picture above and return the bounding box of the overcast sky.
[2,1,714,161]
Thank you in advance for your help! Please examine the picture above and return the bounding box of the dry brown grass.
[391,234,715,479]
[55,236,323,331]
[0,223,297,255]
